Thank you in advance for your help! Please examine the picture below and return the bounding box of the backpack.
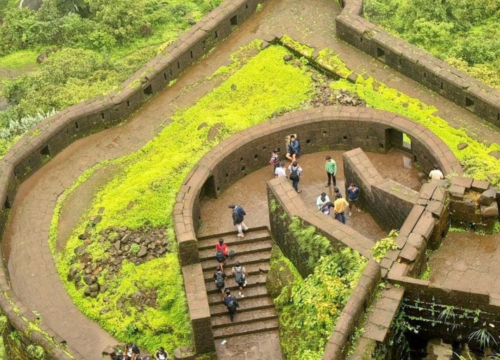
[215,272,225,287]
[289,167,299,181]
[234,266,245,283]
[225,296,237,311]
[215,250,225,262]
[232,209,244,224]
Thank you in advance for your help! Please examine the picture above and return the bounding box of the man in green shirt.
[325,155,337,187]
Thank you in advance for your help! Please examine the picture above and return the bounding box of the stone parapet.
[337,0,500,129]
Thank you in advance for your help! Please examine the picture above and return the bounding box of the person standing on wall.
[347,183,360,216]
[286,134,301,161]
[229,204,248,238]
[288,160,302,193]
[333,189,349,224]
[325,155,337,187]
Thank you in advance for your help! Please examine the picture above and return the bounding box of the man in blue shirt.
[286,134,301,161]
[347,183,360,216]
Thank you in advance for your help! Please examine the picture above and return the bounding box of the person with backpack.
[286,134,301,161]
[125,343,140,360]
[232,261,248,297]
[269,148,280,175]
[325,155,337,187]
[288,160,302,193]
[215,238,228,270]
[224,288,240,322]
[229,205,248,238]
[213,265,227,301]
[155,347,169,360]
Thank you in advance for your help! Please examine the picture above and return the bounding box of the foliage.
[420,263,431,280]
[288,217,333,272]
[54,44,314,352]
[281,35,314,58]
[26,344,45,360]
[316,49,353,79]
[364,0,500,90]
[272,248,367,360]
[371,230,398,262]
[468,326,497,350]
[330,77,500,185]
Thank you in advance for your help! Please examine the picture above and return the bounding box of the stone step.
[201,249,272,271]
[212,318,279,340]
[205,273,268,294]
[212,307,277,328]
[210,296,275,316]
[200,238,273,262]
[198,228,271,251]
[208,284,270,305]
[203,262,270,281]
[197,226,269,242]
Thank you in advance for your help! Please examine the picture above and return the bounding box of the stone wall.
[343,148,419,233]
[336,0,500,129]
[0,0,268,358]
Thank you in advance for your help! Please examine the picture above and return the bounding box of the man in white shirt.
[274,161,287,178]
[429,164,444,180]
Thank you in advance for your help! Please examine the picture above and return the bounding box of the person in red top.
[215,238,228,270]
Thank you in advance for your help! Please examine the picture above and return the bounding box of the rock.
[84,287,91,297]
[100,307,110,315]
[103,297,109,303]
[98,207,105,214]
[230,84,237,91]
[74,274,81,283]
[89,283,100,292]
[457,142,469,150]
[481,202,499,218]
[83,275,95,285]
[137,246,148,257]
[78,234,86,240]
[90,291,99,298]
[100,283,109,293]
[489,151,500,159]
[121,234,130,243]
[84,239,92,245]
[479,189,497,206]
[187,18,196,25]
[283,54,293,62]
[93,215,102,224]
[197,122,207,130]
[114,241,121,251]
[74,245,88,256]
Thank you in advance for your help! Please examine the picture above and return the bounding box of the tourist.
[155,347,169,360]
[286,134,301,161]
[316,192,331,210]
[213,265,227,301]
[325,155,337,187]
[229,205,248,238]
[333,189,349,224]
[215,238,228,270]
[429,164,444,180]
[224,289,240,322]
[232,261,248,298]
[125,343,140,360]
[347,183,360,216]
[288,160,302,193]
[274,161,287,178]
[269,148,280,175]
[113,348,125,360]
[320,201,334,215]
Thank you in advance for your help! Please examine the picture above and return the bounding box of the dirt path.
[3,0,500,359]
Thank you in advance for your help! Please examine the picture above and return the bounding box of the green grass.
[0,50,38,69]
[53,43,314,353]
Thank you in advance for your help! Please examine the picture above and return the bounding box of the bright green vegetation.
[371,230,398,262]
[53,44,314,352]
[281,35,315,58]
[364,0,500,89]
[0,0,224,157]
[269,244,366,360]
[315,49,353,79]
[330,76,500,185]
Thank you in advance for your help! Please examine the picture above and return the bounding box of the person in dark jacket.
[286,134,301,161]
[229,204,248,238]
[213,265,227,300]
[224,288,240,322]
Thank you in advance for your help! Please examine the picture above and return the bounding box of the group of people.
[270,135,361,223]
[214,238,249,322]
[112,343,169,360]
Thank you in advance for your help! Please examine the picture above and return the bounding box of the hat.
[225,288,231,294]
[235,261,240,266]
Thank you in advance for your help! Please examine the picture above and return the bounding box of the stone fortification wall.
[336,0,500,129]
[0,0,267,358]
[174,106,462,356]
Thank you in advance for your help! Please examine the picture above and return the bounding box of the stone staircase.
[198,226,279,341]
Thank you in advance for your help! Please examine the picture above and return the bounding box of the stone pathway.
[2,0,500,358]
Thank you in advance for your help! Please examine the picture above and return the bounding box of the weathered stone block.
[449,184,466,200]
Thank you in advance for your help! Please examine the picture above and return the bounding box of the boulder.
[481,202,499,218]
[488,151,500,159]
[89,283,100,292]
[283,54,293,62]
[479,189,496,206]
[457,143,469,150]
[74,245,87,256]
[83,275,95,285]
[84,287,91,297]
[137,246,148,257]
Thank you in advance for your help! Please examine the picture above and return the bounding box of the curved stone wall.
[173,105,463,354]
[336,0,500,128]
[0,0,267,358]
